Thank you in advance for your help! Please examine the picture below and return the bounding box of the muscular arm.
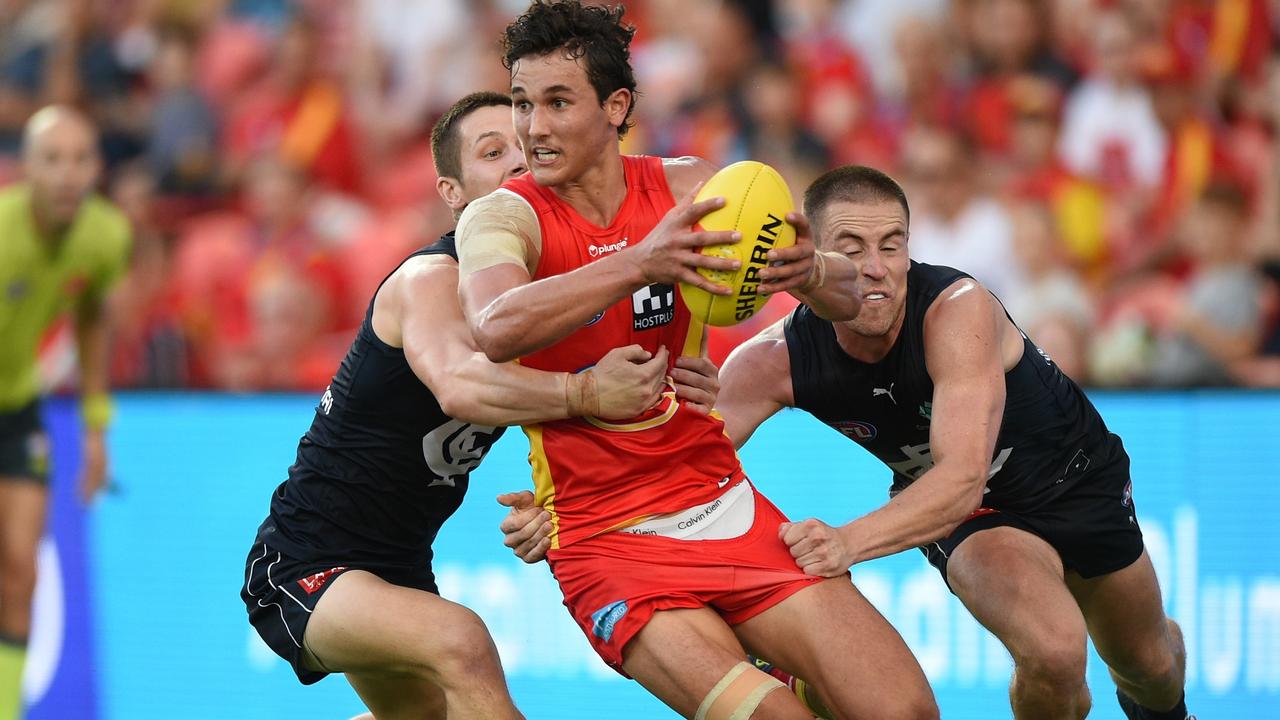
[460,242,648,364]
[392,257,662,426]
[457,161,739,363]
[1176,307,1260,366]
[835,280,1006,564]
[717,319,795,448]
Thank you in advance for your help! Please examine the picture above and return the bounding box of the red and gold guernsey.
[503,155,742,550]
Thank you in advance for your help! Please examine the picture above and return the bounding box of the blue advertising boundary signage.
[28,391,1280,718]
[27,397,97,720]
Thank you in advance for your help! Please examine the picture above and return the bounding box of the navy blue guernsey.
[784,260,1126,512]
[263,232,505,568]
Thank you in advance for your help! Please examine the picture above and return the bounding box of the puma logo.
[873,383,896,405]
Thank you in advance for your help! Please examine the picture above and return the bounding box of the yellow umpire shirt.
[0,183,131,412]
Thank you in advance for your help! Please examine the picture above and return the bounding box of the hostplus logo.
[632,283,675,330]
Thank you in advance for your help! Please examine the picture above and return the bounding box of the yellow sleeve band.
[81,393,114,431]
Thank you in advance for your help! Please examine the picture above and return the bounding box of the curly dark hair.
[502,1,638,138]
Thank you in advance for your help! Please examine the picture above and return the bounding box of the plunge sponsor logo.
[588,238,628,258]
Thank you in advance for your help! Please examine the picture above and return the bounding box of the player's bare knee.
[1164,617,1187,664]
[1015,637,1088,693]
[873,691,940,720]
[419,607,502,685]
[817,668,937,720]
[1110,641,1181,691]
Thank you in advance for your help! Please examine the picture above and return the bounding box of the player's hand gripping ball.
[679,161,797,326]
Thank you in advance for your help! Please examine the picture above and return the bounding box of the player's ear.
[436,175,466,214]
[603,88,631,131]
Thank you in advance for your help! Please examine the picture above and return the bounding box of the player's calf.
[1108,617,1189,720]
[1117,689,1195,720]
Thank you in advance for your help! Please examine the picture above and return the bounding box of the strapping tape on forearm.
[800,251,828,293]
[81,393,114,431]
[565,371,599,417]
[695,661,786,720]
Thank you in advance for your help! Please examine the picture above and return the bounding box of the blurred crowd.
[4,0,1280,390]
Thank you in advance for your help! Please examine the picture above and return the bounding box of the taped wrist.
[565,371,599,417]
[800,251,828,293]
[81,392,114,431]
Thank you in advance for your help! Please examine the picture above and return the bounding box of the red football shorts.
[545,481,825,672]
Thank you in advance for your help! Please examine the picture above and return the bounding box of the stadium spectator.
[964,0,1077,156]
[1000,77,1112,279]
[1004,201,1095,380]
[901,125,1027,300]
[887,15,967,133]
[106,162,187,388]
[145,23,218,195]
[836,0,948,99]
[169,155,350,389]
[223,12,361,194]
[1148,181,1265,385]
[347,0,474,159]
[1058,9,1167,194]
[740,60,830,191]
[0,0,138,163]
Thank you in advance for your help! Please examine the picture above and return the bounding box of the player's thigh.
[948,526,1088,675]
[344,670,448,720]
[1065,549,1179,680]
[303,569,503,683]
[733,576,937,720]
[0,478,47,574]
[622,606,810,720]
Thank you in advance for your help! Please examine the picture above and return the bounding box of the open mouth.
[532,148,560,164]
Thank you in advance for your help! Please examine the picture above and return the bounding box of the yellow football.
[679,161,797,327]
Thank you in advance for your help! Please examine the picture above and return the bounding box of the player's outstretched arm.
[784,280,1006,576]
[717,319,794,448]
[456,187,742,363]
[760,212,862,322]
[396,258,666,425]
